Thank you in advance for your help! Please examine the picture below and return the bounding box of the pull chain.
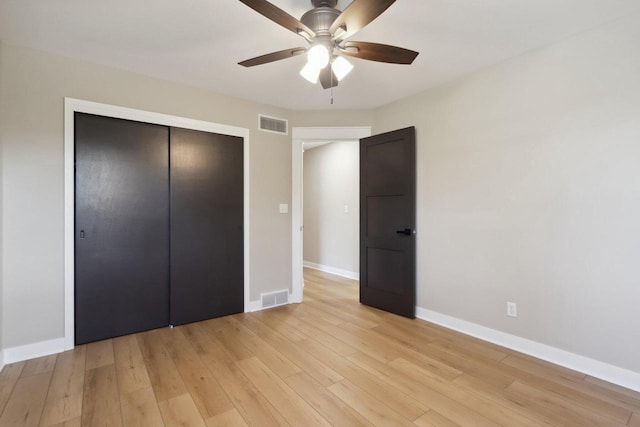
[330,62,334,105]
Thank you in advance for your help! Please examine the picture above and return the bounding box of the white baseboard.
[303,261,359,280]
[246,299,262,312]
[3,338,66,365]
[4,296,297,365]
[416,307,640,392]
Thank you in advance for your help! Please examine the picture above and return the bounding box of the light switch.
[343,205,349,214]
[279,204,289,214]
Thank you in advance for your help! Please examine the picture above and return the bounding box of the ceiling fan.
[237,0,419,89]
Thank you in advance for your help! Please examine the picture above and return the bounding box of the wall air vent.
[261,289,289,309]
[259,114,288,135]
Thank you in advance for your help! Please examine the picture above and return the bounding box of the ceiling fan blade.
[239,0,316,38]
[339,41,418,64]
[238,47,307,67]
[329,0,396,40]
[319,67,339,90]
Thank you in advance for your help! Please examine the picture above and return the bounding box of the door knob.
[396,228,412,236]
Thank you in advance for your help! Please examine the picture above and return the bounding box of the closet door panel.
[170,127,244,325]
[75,113,170,344]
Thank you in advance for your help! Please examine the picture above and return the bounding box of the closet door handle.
[396,228,412,236]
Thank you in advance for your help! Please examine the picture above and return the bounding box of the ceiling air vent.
[259,114,288,135]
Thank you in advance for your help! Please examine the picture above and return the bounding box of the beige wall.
[303,141,359,274]
[374,14,640,372]
[290,109,374,128]
[0,44,292,349]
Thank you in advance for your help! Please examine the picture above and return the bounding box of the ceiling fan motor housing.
[301,3,341,38]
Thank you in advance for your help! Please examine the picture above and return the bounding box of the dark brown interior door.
[360,127,416,318]
[75,113,170,344]
[169,127,244,326]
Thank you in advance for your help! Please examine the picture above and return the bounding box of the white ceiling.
[1,0,639,111]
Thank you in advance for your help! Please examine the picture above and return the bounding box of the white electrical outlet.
[507,302,517,317]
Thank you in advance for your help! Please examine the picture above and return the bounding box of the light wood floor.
[1,269,639,426]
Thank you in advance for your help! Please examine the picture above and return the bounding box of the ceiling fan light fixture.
[307,44,330,69]
[333,26,347,40]
[331,56,353,81]
[300,62,321,84]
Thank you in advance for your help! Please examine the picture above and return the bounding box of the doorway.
[74,114,244,344]
[303,140,359,279]
[291,127,371,302]
[64,98,250,350]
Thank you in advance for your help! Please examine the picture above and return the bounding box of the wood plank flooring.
[1,268,639,426]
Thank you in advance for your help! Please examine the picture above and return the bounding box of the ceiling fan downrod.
[311,0,338,8]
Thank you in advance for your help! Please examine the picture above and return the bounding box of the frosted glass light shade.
[331,56,353,81]
[307,44,330,69]
[300,62,321,84]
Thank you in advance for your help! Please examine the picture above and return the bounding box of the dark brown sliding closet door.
[169,127,244,326]
[75,113,170,344]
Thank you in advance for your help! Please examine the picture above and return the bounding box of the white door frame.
[64,98,251,350]
[291,126,371,302]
